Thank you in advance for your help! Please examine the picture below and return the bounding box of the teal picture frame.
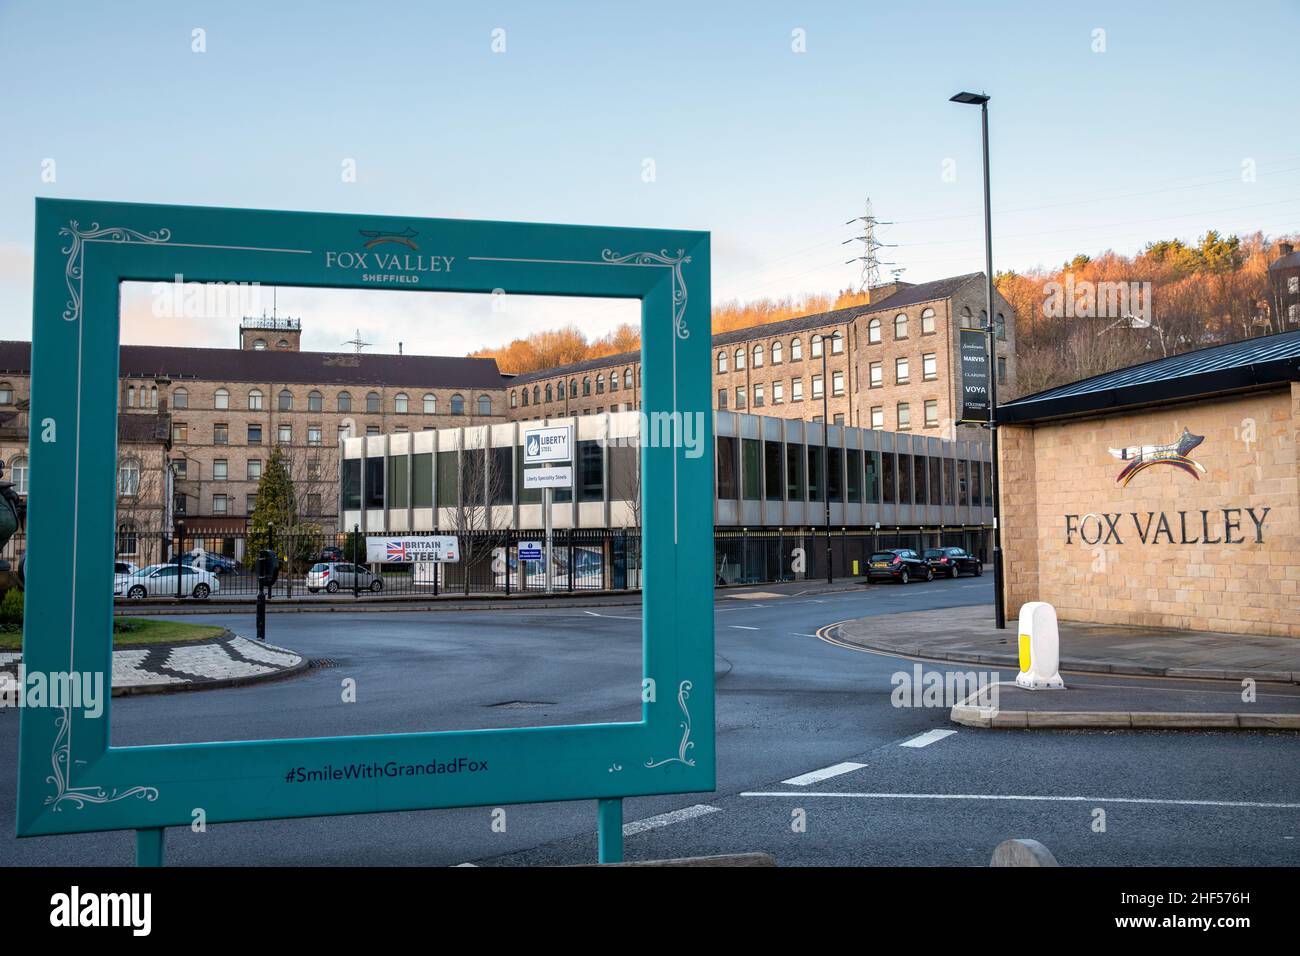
[15,199,714,858]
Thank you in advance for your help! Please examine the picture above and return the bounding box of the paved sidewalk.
[0,631,306,696]
[835,604,1300,683]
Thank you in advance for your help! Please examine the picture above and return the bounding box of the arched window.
[717,351,727,373]
[308,390,323,412]
[423,393,436,414]
[752,344,764,368]
[127,385,137,407]
[868,317,882,343]
[511,390,518,408]
[366,391,380,413]
[10,456,28,496]
[791,338,802,360]
[116,522,138,557]
[771,341,782,364]
[278,389,293,411]
[277,339,289,349]
[734,347,745,370]
[961,306,974,328]
[596,375,605,394]
[477,395,492,415]
[149,385,158,408]
[522,388,529,407]
[582,377,591,396]
[253,339,267,350]
[979,309,988,329]
[545,384,553,402]
[610,371,619,392]
[451,394,465,415]
[118,457,141,496]
[811,335,823,358]
[171,387,188,409]
[394,392,408,414]
[215,387,229,410]
[248,389,263,410]
[623,368,632,389]
[337,391,352,412]
[920,307,936,335]
[558,381,566,400]
[894,312,908,339]
[996,312,1006,340]
[532,386,540,404]
[570,379,578,398]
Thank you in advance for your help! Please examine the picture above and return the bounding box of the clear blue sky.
[2,0,1297,351]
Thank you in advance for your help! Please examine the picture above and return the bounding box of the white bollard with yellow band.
[1015,602,1066,690]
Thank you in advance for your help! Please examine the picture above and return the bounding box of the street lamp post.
[814,330,841,584]
[950,90,1006,629]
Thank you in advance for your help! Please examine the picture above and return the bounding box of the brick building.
[505,272,1016,439]
[997,330,1300,638]
[0,322,508,558]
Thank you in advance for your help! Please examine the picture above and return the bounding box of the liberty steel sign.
[16,199,713,863]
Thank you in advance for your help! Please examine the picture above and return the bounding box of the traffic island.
[950,680,1300,731]
[0,628,307,697]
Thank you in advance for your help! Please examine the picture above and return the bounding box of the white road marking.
[792,632,820,638]
[729,625,759,630]
[582,610,642,621]
[782,762,867,786]
[900,729,957,749]
[739,792,1300,810]
[623,804,721,836]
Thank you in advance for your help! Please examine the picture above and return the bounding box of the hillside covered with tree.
[470,230,1297,387]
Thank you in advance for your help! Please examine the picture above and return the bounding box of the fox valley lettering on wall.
[1064,508,1270,546]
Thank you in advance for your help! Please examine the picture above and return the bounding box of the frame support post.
[135,827,166,867]
[597,798,623,864]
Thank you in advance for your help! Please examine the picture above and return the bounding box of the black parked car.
[865,548,933,584]
[923,547,983,578]
[317,546,344,562]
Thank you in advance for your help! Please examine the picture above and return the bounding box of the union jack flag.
[386,541,408,561]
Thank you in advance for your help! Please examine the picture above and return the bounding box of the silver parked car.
[306,562,383,594]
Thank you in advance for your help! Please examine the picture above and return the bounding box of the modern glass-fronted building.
[339,411,993,574]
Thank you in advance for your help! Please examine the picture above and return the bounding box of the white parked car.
[113,561,139,593]
[119,563,220,599]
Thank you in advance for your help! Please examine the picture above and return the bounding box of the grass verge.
[0,618,225,652]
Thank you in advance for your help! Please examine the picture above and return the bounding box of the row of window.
[174,492,323,516]
[717,436,993,509]
[342,441,626,511]
[717,371,847,410]
[172,422,328,446]
[717,331,845,373]
[339,439,991,514]
[511,367,637,408]
[158,387,492,416]
[172,457,323,483]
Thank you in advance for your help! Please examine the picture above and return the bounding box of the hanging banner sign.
[366,535,459,563]
[958,329,990,424]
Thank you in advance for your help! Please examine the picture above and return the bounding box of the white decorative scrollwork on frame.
[45,708,159,811]
[644,680,696,769]
[59,221,172,322]
[601,249,691,340]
